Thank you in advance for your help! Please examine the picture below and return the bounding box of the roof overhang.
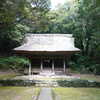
[13,34,80,55]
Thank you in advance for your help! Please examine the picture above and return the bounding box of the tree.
[47,0,100,73]
[0,0,51,51]
[73,0,100,56]
[46,0,78,33]
[70,0,100,74]
[0,0,31,52]
[25,0,51,33]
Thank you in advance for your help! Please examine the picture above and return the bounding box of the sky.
[31,0,74,10]
[51,0,66,9]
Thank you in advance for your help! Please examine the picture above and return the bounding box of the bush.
[69,54,100,74]
[0,56,30,72]
[57,79,100,87]
[94,64,100,75]
[0,80,36,86]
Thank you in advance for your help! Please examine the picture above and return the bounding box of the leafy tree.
[46,0,78,33]
[0,0,31,52]
[47,0,100,73]
[73,0,100,57]
[25,0,51,33]
[70,0,100,74]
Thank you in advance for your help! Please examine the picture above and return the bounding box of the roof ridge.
[26,34,73,37]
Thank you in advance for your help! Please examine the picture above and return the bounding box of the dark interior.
[30,57,66,69]
[43,59,52,69]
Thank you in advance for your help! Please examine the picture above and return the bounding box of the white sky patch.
[51,0,66,9]
[51,0,75,9]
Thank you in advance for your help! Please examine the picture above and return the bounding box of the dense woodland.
[0,0,100,74]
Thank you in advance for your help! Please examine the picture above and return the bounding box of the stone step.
[35,81,58,87]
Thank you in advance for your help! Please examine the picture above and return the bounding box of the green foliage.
[69,54,100,74]
[0,0,32,25]
[0,0,51,45]
[73,0,100,56]
[20,0,51,33]
[46,1,77,33]
[68,0,100,74]
[0,0,31,51]
[0,24,30,51]
[57,79,100,87]
[0,80,36,86]
[94,64,100,75]
[0,56,30,72]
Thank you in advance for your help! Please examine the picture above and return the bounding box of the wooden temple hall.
[13,34,80,74]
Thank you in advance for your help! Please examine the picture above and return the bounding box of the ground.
[1,71,100,82]
[0,71,100,100]
[53,88,100,100]
[0,87,100,100]
[0,86,40,100]
[79,74,100,82]
[0,71,20,80]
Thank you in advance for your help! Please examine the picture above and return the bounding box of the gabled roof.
[14,34,80,53]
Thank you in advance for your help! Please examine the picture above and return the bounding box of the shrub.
[57,79,100,87]
[0,56,30,72]
[0,80,36,86]
[69,54,100,74]
[94,64,100,75]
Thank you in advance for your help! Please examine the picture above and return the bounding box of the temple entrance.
[28,56,68,74]
[43,59,52,70]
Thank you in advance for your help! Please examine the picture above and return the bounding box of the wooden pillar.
[63,58,66,73]
[29,63,31,76]
[52,59,54,72]
[40,58,43,71]
[66,57,69,74]
[66,55,71,74]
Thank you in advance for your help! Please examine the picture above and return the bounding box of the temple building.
[13,34,80,74]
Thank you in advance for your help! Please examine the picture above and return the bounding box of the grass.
[53,88,100,100]
[0,86,40,100]
[79,74,100,82]
[0,74,17,80]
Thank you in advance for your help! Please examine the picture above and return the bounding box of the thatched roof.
[14,34,80,53]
